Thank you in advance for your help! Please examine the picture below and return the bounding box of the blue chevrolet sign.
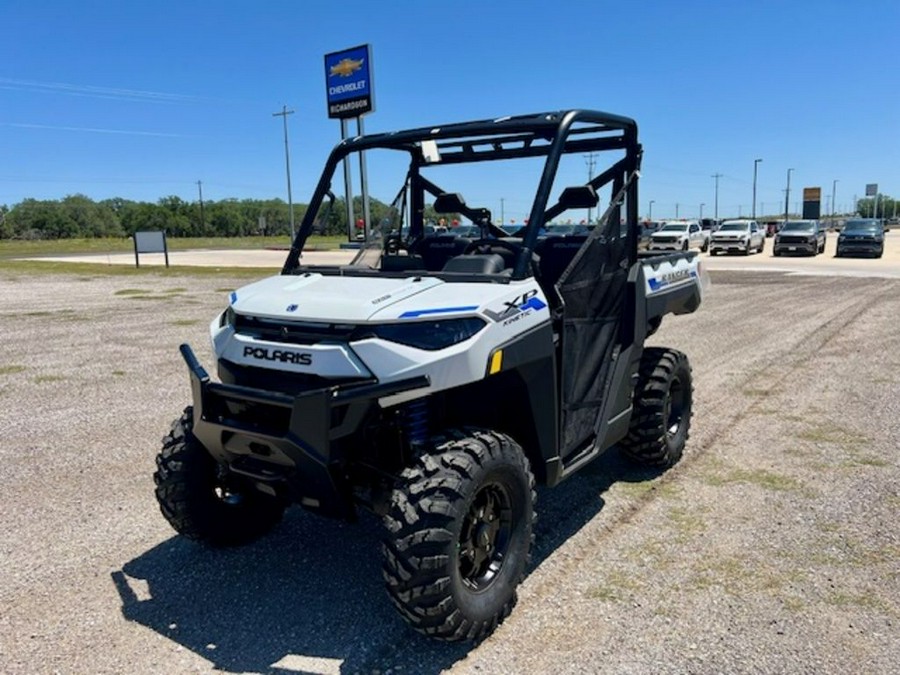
[324,44,374,119]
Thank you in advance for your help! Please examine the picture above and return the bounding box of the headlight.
[357,317,486,350]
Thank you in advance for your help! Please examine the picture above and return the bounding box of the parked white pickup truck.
[709,219,765,255]
[648,220,710,253]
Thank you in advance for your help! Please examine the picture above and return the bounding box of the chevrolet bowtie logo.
[330,57,364,78]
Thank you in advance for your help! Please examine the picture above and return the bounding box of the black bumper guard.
[179,343,429,517]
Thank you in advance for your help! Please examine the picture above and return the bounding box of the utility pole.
[700,203,705,220]
[649,200,655,221]
[197,180,205,234]
[584,153,597,223]
[272,105,296,240]
[675,203,680,219]
[712,173,722,224]
[500,198,505,226]
[752,158,762,219]
[784,168,794,224]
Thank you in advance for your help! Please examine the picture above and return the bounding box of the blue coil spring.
[403,399,428,448]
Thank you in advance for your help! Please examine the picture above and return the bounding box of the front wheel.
[382,429,535,642]
[620,348,693,467]
[154,407,285,546]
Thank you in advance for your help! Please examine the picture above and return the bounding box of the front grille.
[218,358,368,396]
[653,237,678,244]
[234,315,357,345]
[778,235,813,244]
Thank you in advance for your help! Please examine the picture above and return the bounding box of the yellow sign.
[803,187,821,201]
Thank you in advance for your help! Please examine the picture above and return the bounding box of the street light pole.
[752,158,762,220]
[700,203,705,220]
[272,105,296,240]
[831,179,838,227]
[784,168,794,224]
[649,200,655,220]
[712,173,722,224]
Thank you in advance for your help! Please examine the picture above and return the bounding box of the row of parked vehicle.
[642,218,885,258]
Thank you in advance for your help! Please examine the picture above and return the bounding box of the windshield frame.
[280,109,641,280]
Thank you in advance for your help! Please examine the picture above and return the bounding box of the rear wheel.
[154,407,285,546]
[382,428,535,642]
[620,348,693,467]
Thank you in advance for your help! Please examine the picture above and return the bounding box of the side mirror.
[558,185,598,209]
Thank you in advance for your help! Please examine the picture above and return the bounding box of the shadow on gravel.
[111,448,663,674]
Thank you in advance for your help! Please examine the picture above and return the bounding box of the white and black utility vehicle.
[154,110,708,642]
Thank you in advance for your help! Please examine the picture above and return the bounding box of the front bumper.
[774,241,816,255]
[709,239,749,253]
[836,240,883,256]
[648,242,685,251]
[180,343,428,517]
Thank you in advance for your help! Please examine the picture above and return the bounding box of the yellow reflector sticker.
[489,350,503,375]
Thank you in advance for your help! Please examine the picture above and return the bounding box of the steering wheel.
[383,234,409,255]
[462,238,522,257]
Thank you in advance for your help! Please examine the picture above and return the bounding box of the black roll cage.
[282,110,642,280]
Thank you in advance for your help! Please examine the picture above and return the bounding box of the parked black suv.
[773,220,825,256]
[836,219,885,258]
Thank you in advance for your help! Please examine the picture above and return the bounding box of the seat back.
[381,254,425,272]
[414,234,473,271]
[442,253,505,274]
[534,235,588,294]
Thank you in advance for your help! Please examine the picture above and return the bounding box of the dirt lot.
[1,262,898,674]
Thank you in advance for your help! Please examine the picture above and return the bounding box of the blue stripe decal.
[399,305,479,319]
[230,291,238,304]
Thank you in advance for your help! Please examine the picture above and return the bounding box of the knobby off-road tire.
[154,407,285,547]
[382,428,535,642]
[620,347,693,468]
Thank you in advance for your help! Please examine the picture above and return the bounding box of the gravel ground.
[1,265,898,674]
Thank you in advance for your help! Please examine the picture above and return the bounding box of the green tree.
[856,195,895,219]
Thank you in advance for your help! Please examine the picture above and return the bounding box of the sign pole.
[340,118,355,241]
[357,116,371,241]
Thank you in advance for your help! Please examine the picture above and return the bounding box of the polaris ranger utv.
[154,110,707,641]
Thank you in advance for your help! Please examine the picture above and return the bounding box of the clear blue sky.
[2,0,898,221]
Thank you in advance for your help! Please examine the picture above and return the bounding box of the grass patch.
[824,591,890,612]
[702,466,805,492]
[667,506,707,540]
[34,374,66,383]
[0,235,343,260]
[588,570,643,602]
[1,259,279,278]
[114,288,150,296]
[0,365,27,375]
[796,423,869,447]
[112,370,126,376]
[742,387,774,398]
[170,319,200,326]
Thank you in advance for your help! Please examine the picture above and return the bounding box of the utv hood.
[228,273,447,323]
